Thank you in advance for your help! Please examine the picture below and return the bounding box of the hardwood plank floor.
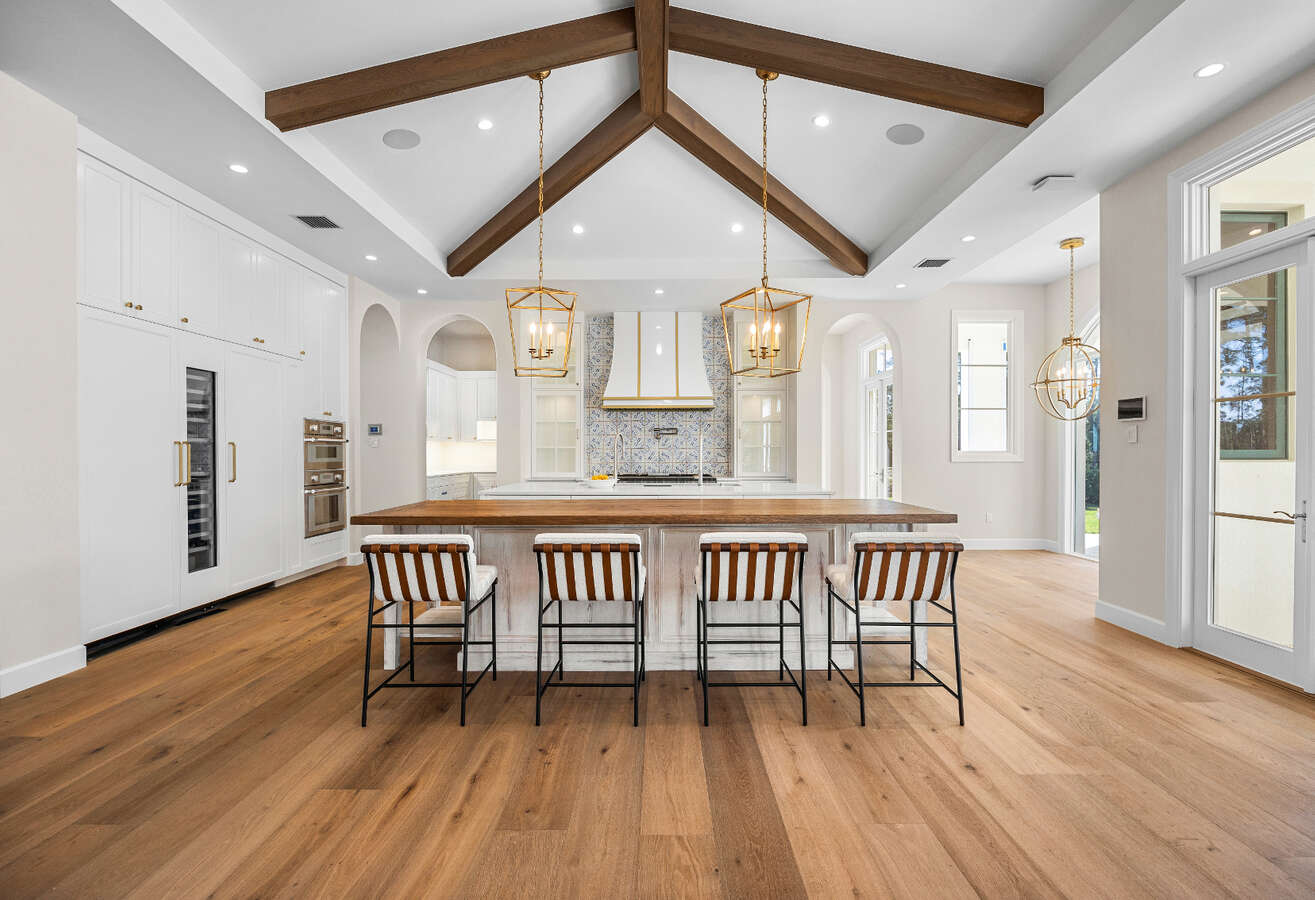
[2,551,1312,898]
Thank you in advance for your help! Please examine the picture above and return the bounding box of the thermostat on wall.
[367,423,383,436]
[1116,397,1146,422]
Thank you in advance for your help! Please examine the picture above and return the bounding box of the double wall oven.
[304,418,347,537]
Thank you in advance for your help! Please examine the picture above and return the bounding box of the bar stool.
[825,532,965,726]
[533,533,646,726]
[695,532,808,726]
[360,534,497,727]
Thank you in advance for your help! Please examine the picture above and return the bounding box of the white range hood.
[602,311,715,409]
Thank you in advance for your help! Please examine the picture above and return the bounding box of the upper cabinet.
[77,155,129,312]
[302,278,345,418]
[176,206,221,335]
[128,180,179,325]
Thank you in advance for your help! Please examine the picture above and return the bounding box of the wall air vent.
[294,215,340,229]
[915,257,951,268]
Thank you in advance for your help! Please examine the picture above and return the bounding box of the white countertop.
[481,480,832,499]
[427,469,496,477]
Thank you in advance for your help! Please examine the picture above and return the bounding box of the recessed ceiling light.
[730,222,744,233]
[961,234,976,243]
[1195,62,1226,78]
[571,223,585,235]
[654,288,664,295]
[812,114,831,128]
[228,163,248,174]
[895,283,908,289]
[477,118,494,131]
[382,128,421,150]
[1247,226,1264,236]
[417,288,428,295]
[886,123,925,145]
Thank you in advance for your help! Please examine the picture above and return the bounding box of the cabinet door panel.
[219,230,254,346]
[320,281,344,418]
[176,208,221,335]
[251,248,283,350]
[301,278,326,417]
[78,309,179,640]
[129,181,178,324]
[226,347,285,591]
[78,156,128,311]
[280,261,304,359]
[476,374,497,420]
[458,376,478,441]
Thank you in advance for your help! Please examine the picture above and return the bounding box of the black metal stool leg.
[701,592,710,727]
[951,584,965,726]
[778,592,785,681]
[558,585,565,679]
[854,599,866,727]
[826,583,833,681]
[491,582,498,681]
[798,571,807,726]
[633,592,641,727]
[640,595,647,682]
[409,599,417,682]
[460,604,470,727]
[909,601,917,681]
[361,595,375,728]
[535,595,544,728]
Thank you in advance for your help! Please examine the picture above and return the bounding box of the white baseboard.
[347,551,364,566]
[960,538,1058,551]
[0,645,86,698]
[1094,601,1171,644]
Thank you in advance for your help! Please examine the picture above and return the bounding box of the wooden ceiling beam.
[656,92,867,276]
[265,10,638,131]
[446,92,653,276]
[667,7,1043,128]
[634,0,670,116]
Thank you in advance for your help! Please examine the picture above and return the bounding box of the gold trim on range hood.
[601,311,716,409]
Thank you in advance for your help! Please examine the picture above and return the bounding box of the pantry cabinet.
[75,148,350,644]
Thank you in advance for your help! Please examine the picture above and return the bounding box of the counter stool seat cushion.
[826,532,963,603]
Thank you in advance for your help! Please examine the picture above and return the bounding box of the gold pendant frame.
[507,285,576,378]
[719,282,811,378]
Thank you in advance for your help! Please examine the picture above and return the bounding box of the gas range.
[617,473,718,484]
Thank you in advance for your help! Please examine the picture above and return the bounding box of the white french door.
[863,377,895,499]
[1192,240,1313,687]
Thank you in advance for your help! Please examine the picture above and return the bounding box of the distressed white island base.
[350,498,959,673]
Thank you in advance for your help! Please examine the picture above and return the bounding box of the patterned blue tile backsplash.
[584,314,732,477]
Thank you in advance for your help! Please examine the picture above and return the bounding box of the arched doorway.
[819,313,901,499]
[424,317,498,499]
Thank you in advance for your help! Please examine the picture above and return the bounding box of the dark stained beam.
[446,93,653,276]
[668,7,1043,128]
[634,0,670,116]
[656,92,867,276]
[266,10,638,131]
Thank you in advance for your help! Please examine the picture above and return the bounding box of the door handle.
[1274,504,1309,541]
[183,441,192,486]
[173,441,185,486]
[229,441,237,483]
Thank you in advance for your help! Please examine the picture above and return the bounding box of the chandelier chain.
[761,75,769,287]
[537,75,545,289]
[1068,242,1075,337]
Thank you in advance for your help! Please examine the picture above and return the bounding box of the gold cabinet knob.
[134,304,143,311]
[299,350,306,356]
[253,337,259,342]
[180,316,189,323]
[123,301,133,308]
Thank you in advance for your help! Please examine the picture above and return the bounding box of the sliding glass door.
[1193,241,1312,685]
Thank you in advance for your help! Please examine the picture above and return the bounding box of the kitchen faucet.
[613,431,626,480]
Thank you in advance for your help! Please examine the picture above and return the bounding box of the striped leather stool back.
[698,532,808,602]
[533,533,643,602]
[846,532,963,604]
[361,533,475,606]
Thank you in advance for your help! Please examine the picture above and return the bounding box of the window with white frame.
[952,310,1023,461]
[530,332,582,479]
[737,389,787,478]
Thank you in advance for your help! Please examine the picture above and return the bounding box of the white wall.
[0,72,84,695]
[427,327,496,370]
[798,283,1051,546]
[1100,63,1315,627]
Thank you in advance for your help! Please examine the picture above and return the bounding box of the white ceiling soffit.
[2,0,1313,304]
[963,197,1100,284]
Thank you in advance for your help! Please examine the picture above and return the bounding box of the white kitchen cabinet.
[249,247,284,351]
[218,229,255,346]
[458,376,478,441]
[428,367,458,440]
[77,155,129,312]
[476,373,497,420]
[129,180,179,325]
[279,260,305,359]
[225,345,286,592]
[320,282,344,417]
[176,207,221,335]
[78,308,180,641]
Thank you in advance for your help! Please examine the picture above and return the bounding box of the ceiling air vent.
[915,257,952,268]
[294,215,341,229]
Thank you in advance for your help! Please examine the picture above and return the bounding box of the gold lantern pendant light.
[1031,237,1100,420]
[507,70,576,378]
[720,70,811,378]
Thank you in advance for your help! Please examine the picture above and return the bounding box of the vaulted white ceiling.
[3,0,1315,306]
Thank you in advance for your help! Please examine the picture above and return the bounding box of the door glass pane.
[961,410,1007,452]
[1208,133,1315,253]
[1212,266,1296,648]
[185,367,217,572]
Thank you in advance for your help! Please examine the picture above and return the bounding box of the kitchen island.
[352,497,957,672]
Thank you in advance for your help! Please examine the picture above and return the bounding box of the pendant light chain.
[537,75,545,290]
[761,74,769,287]
[1068,241,1075,337]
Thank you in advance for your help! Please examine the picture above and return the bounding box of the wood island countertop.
[351,498,957,527]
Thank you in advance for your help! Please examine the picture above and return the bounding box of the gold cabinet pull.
[229,441,237,483]
[123,301,133,308]
[183,441,192,485]
[173,441,185,486]
[180,316,189,323]
[299,350,306,355]
[134,304,143,311]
